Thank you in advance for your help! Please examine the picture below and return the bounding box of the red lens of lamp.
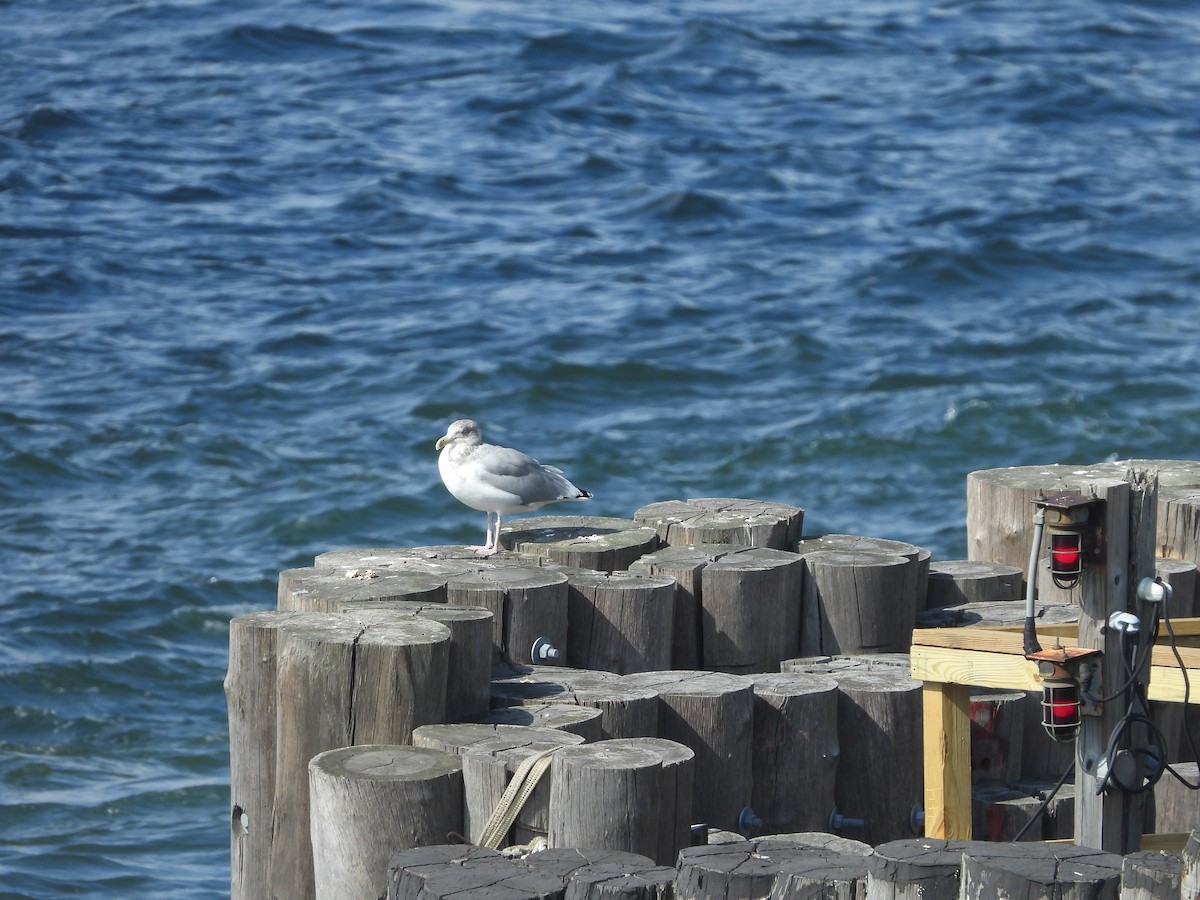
[1050,532,1082,574]
[1050,699,1077,724]
[1041,680,1080,742]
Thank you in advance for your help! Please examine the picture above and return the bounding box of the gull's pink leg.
[476,511,499,556]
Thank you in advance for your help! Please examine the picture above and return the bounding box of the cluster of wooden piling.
[226,463,1200,899]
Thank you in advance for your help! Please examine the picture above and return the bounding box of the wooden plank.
[910,644,1042,692]
[921,682,972,840]
[912,642,1200,704]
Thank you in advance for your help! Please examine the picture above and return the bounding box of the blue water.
[3,0,1200,895]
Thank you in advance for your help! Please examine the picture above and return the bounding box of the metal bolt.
[530,636,561,663]
[828,807,865,830]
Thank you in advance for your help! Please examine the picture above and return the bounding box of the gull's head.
[436,418,481,450]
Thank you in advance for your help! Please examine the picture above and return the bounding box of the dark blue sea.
[3,0,1200,895]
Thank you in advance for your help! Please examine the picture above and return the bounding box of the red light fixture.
[1040,679,1081,742]
[1049,530,1083,588]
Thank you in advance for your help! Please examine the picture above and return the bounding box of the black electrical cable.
[1011,759,1073,843]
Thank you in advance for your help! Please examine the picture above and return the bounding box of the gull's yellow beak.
[435,435,448,450]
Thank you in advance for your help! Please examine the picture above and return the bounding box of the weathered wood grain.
[309,744,464,900]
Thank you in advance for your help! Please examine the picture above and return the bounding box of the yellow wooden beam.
[921,682,972,840]
[910,627,1200,704]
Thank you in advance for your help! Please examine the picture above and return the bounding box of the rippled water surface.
[3,0,1200,895]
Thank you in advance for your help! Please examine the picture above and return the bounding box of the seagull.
[435,418,593,555]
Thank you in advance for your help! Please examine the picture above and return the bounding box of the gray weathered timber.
[315,545,527,568]
[1182,830,1200,900]
[630,542,805,672]
[924,559,1022,609]
[970,784,1044,842]
[756,833,873,855]
[749,673,840,834]
[960,842,1124,900]
[498,515,662,572]
[513,847,657,880]
[560,864,678,900]
[592,737,695,867]
[964,460,1200,578]
[226,610,302,900]
[278,565,446,611]
[412,722,586,757]
[489,665,620,707]
[797,533,931,612]
[799,549,915,656]
[1148,763,1200,835]
[867,838,985,900]
[447,567,568,666]
[621,670,754,832]
[1011,778,1076,841]
[342,604,493,722]
[782,653,912,675]
[675,843,781,900]
[1120,850,1182,900]
[916,600,1078,630]
[308,745,464,900]
[270,614,450,900]
[513,849,677,900]
[628,543,729,670]
[1075,475,1147,852]
[632,497,804,550]
[677,839,863,900]
[391,852,566,900]
[469,704,604,742]
[770,853,872,900]
[1156,556,1198,619]
[564,571,676,674]
[552,685,660,741]
[490,665,658,740]
[965,464,1089,575]
[462,733,587,846]
[386,845,507,900]
[701,547,804,673]
[832,670,923,847]
[548,742,671,863]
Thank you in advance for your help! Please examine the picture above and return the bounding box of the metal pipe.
[1023,509,1045,655]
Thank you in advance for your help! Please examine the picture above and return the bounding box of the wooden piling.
[270,614,451,900]
[226,610,298,900]
[308,745,463,900]
[867,838,984,900]
[446,567,568,666]
[340,604,493,722]
[1120,849,1182,900]
[749,673,840,834]
[547,740,679,864]
[462,732,586,846]
[700,547,804,673]
[960,842,1125,900]
[498,514,662,572]
[564,571,676,674]
[515,848,676,899]
[628,543,723,670]
[924,559,1023,609]
[412,722,586,757]
[469,703,604,741]
[278,565,445,611]
[832,669,923,846]
[799,549,917,655]
[633,497,804,550]
[621,670,754,832]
